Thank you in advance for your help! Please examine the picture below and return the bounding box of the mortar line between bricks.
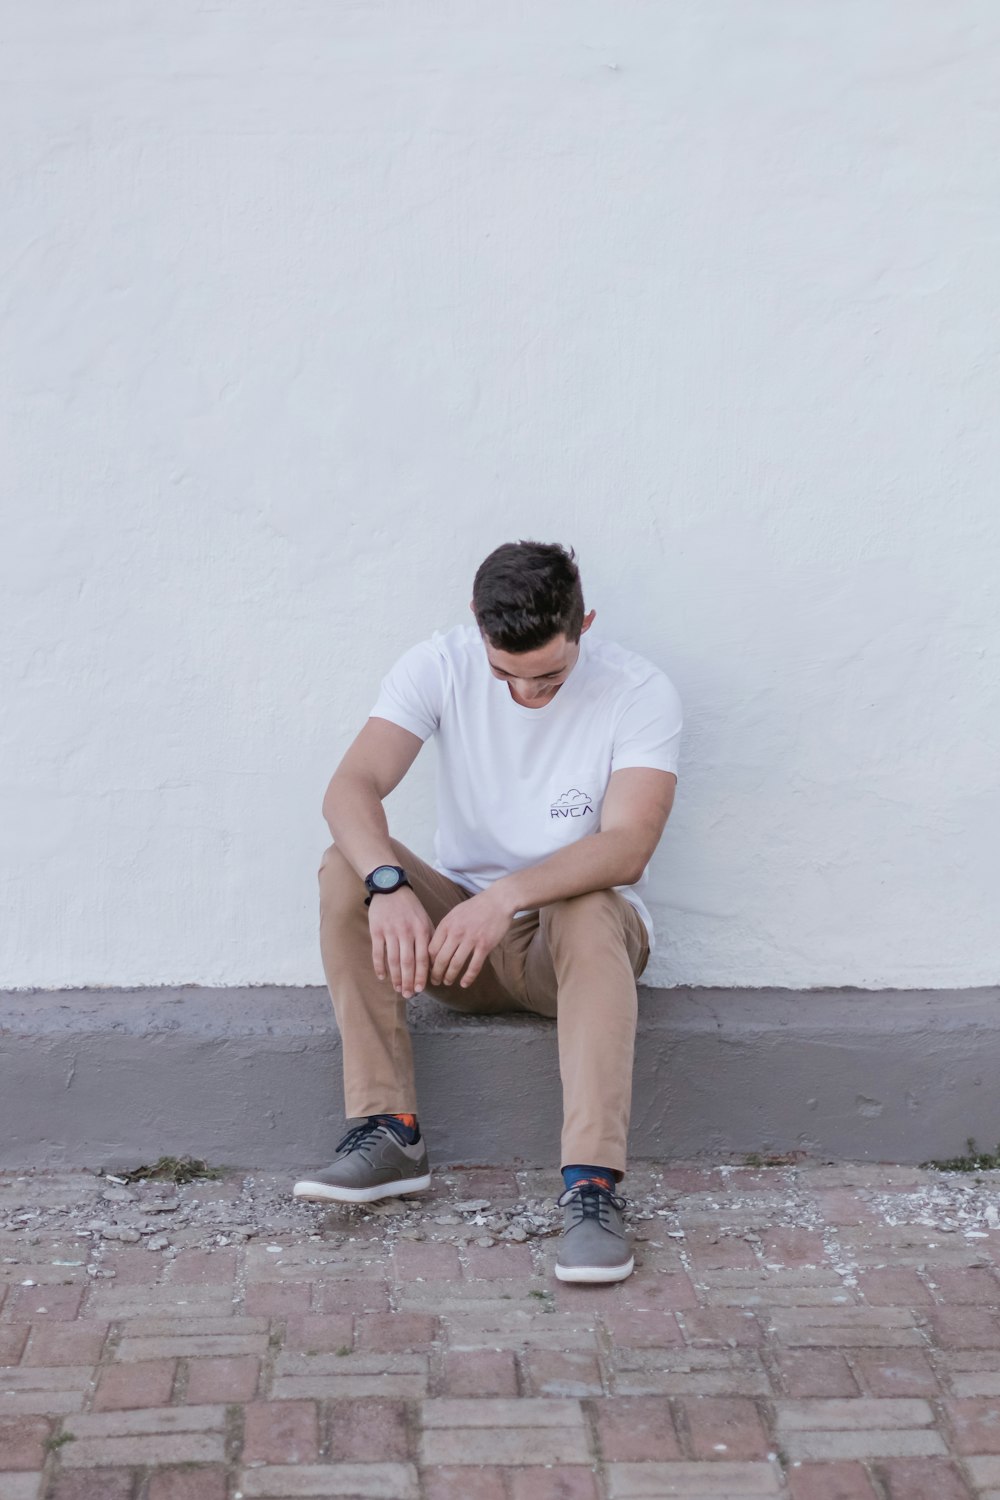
[914,1311,941,1360]
[257,1315,286,1400]
[865,1457,893,1500]
[38,1414,71,1500]
[232,1226,250,1315]
[318,1393,332,1462]
[386,1237,403,1316]
[580,1394,611,1500]
[513,1345,527,1399]
[842,1346,868,1398]
[757,1338,789,1400]
[172,1353,191,1404]
[952,1453,986,1500]
[668,1393,692,1462]
[224,1397,245,1484]
[746,1309,793,1497]
[402,1394,419,1482]
[80,1316,121,1414]
[915,1263,939,1304]
[926,1344,958,1400]
[595,1344,614,1398]
[929,1390,981,1500]
[754,1389,779,1470]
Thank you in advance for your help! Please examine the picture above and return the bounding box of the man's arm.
[322,716,424,876]
[428,767,677,987]
[495,767,676,914]
[323,717,436,1000]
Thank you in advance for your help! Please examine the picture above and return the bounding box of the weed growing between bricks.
[117,1157,224,1186]
[921,1138,1000,1174]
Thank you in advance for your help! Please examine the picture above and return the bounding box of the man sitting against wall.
[295,540,683,1283]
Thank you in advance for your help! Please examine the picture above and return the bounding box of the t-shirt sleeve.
[610,673,684,777]
[369,639,444,742]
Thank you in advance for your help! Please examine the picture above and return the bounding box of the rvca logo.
[550,788,595,820]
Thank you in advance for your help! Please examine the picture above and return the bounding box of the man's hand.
[428,887,513,989]
[368,887,436,1000]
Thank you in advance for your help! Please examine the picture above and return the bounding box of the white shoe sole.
[292,1173,431,1204]
[554,1255,635,1284]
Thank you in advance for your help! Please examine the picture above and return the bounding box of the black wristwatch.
[363,864,411,906]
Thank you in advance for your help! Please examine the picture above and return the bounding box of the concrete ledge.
[1,986,998,1170]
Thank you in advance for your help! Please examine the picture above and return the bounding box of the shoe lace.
[556,1182,627,1228]
[334,1119,389,1157]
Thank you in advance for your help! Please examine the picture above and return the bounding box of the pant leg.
[318,839,517,1117]
[518,890,650,1177]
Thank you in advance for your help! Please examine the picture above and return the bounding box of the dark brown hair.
[472,541,585,651]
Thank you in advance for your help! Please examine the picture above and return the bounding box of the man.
[295,541,682,1283]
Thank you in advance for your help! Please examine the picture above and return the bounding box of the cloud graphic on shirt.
[552,788,592,807]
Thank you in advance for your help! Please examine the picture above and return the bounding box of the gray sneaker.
[293,1118,431,1204]
[554,1183,634,1283]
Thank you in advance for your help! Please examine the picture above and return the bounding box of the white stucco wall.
[2,2,998,991]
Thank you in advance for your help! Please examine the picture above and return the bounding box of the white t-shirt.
[369,623,683,948]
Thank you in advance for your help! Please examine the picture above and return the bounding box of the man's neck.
[507,682,562,709]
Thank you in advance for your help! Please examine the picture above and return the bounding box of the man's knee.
[541,889,625,939]
[318,844,365,914]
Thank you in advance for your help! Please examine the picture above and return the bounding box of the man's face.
[477,610,595,708]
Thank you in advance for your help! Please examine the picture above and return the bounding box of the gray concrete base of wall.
[1,986,998,1172]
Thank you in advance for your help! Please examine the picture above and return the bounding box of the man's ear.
[581,609,596,634]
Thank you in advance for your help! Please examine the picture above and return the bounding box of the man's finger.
[460,945,486,987]
[399,938,416,998]
[413,937,430,994]
[385,937,402,993]
[442,942,472,987]
[371,931,387,981]
[430,936,458,986]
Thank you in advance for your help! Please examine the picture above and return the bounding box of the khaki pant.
[318,840,650,1176]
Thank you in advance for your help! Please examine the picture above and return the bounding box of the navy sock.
[562,1163,617,1193]
[372,1113,421,1145]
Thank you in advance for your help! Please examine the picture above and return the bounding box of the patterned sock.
[562,1163,616,1194]
[373,1113,420,1145]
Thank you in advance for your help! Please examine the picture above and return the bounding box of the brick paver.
[877,1456,977,1499]
[244,1398,320,1464]
[47,1471,136,1500]
[774,1347,860,1396]
[3,1160,1000,1497]
[0,1416,50,1470]
[92,1358,177,1411]
[787,1461,881,1499]
[590,1395,682,1461]
[182,1352,260,1402]
[423,1469,506,1500]
[440,1348,518,1397]
[147,1471,230,1500]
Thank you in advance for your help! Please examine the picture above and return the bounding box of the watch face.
[372,866,400,890]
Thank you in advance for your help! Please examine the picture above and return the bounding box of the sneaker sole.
[554,1255,635,1284]
[292,1173,431,1204]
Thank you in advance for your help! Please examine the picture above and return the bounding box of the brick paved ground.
[2,1160,1000,1498]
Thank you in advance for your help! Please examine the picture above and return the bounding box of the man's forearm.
[491,831,645,918]
[322,772,398,882]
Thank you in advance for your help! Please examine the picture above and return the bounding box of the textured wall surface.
[2,3,998,990]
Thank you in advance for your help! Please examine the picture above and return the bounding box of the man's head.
[471,540,596,705]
